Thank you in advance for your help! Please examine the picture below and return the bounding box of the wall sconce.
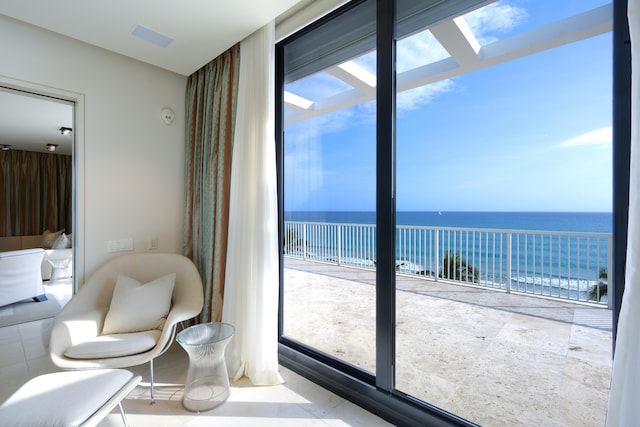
[1,144,11,151]
[46,144,58,152]
[59,127,72,135]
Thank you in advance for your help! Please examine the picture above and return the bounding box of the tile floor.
[0,282,391,427]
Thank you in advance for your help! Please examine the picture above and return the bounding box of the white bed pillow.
[52,232,72,249]
[41,229,65,249]
[102,273,176,335]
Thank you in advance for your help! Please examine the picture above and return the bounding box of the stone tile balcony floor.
[283,257,613,427]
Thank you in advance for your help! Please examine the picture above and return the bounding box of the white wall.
[0,15,188,283]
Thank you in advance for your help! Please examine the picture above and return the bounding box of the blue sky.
[284,0,613,213]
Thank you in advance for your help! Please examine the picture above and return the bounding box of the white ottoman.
[0,369,141,427]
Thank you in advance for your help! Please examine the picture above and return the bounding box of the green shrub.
[588,268,608,302]
[440,251,479,283]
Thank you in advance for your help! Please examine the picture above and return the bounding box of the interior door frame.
[0,75,85,292]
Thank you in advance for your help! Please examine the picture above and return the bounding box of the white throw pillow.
[102,273,176,335]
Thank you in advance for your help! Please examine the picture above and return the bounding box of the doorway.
[0,81,82,305]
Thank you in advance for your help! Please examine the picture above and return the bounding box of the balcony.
[282,221,612,426]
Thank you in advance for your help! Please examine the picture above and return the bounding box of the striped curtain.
[0,150,72,237]
[183,44,240,324]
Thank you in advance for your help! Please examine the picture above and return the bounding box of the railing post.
[337,225,342,266]
[506,232,512,294]
[303,224,307,261]
[434,230,439,282]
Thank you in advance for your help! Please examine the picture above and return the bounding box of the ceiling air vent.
[131,25,173,48]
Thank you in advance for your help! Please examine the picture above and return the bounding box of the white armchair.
[49,252,204,403]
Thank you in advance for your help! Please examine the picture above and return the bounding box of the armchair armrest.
[50,308,107,368]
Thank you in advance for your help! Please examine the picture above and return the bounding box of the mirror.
[0,86,74,320]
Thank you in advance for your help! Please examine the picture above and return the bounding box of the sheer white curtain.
[606,1,640,425]
[221,21,283,386]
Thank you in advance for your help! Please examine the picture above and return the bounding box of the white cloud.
[557,127,612,148]
[463,1,528,45]
[397,80,455,111]
[397,29,450,73]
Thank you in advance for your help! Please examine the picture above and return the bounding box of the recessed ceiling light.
[131,25,174,48]
[59,127,72,135]
[46,144,58,152]
[1,144,11,151]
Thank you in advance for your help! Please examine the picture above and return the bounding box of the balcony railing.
[284,221,612,307]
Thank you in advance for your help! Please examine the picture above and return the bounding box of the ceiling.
[0,89,74,155]
[0,0,303,76]
[0,0,305,156]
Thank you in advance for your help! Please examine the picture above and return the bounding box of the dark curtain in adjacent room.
[0,150,72,237]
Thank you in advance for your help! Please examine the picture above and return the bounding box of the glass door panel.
[281,0,378,373]
[394,1,613,425]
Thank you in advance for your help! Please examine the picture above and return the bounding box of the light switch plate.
[107,238,134,253]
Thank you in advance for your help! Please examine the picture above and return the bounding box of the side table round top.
[176,322,235,347]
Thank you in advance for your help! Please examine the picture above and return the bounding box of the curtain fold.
[0,150,71,237]
[183,45,240,324]
[222,21,283,385]
[606,1,639,425]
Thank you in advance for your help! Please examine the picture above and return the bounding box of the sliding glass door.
[278,1,615,425]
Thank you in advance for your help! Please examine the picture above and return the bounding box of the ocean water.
[284,211,612,233]
[284,211,612,302]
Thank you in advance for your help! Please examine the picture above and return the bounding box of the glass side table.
[45,251,73,282]
[176,322,235,412]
